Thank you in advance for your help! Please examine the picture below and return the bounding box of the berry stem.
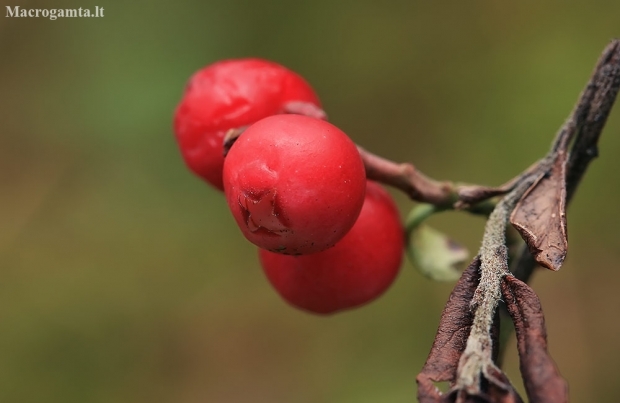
[357,146,456,206]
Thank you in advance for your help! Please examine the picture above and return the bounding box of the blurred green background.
[1,0,619,402]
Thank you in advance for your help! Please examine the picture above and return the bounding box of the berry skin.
[174,58,323,190]
[223,114,366,255]
[259,181,404,315]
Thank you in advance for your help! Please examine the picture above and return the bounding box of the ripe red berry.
[223,114,366,255]
[174,58,323,190]
[259,181,404,314]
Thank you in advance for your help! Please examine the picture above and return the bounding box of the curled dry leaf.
[417,258,523,403]
[510,151,568,271]
[501,276,568,403]
[416,257,480,403]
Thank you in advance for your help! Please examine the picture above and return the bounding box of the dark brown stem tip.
[603,38,620,60]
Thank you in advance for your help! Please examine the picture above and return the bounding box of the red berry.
[223,114,366,255]
[174,58,323,190]
[259,181,404,314]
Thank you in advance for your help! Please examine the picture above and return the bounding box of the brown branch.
[360,40,619,212]
[566,40,620,200]
[357,146,456,205]
[512,38,620,283]
[498,39,620,376]
[419,39,620,402]
[359,146,539,209]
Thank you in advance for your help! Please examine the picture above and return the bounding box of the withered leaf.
[501,276,568,403]
[417,258,523,403]
[510,151,568,271]
[416,257,480,403]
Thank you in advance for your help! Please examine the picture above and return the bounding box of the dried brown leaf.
[417,258,481,402]
[501,276,568,403]
[510,151,568,271]
[417,258,523,403]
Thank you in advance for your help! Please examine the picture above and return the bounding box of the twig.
[513,39,620,283]
[455,38,620,390]
[566,40,620,200]
[359,146,535,209]
[357,146,456,206]
[455,175,538,392]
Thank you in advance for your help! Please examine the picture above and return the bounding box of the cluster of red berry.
[174,59,404,314]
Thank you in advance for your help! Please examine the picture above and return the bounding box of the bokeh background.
[1,1,619,402]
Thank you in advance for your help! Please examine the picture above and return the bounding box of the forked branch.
[417,39,620,403]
